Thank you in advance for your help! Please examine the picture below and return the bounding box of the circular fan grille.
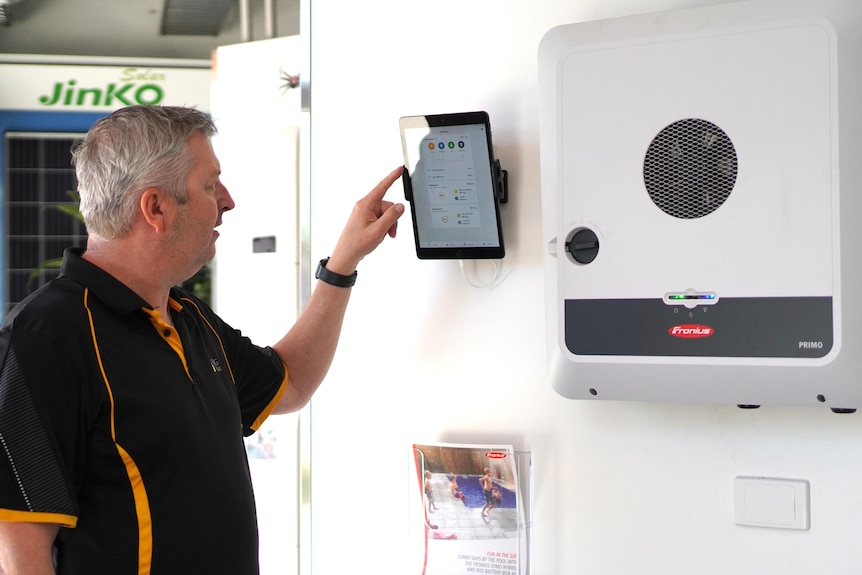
[643,118,738,219]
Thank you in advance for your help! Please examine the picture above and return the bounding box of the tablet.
[400,111,506,259]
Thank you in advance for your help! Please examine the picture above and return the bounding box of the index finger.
[363,166,405,204]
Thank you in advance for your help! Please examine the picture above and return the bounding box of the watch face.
[315,259,327,279]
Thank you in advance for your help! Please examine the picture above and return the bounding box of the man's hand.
[325,167,406,276]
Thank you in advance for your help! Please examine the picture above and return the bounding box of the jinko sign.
[0,62,211,111]
[40,79,166,107]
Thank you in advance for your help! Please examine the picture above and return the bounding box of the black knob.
[567,229,600,264]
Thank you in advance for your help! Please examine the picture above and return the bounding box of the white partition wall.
[210,36,304,575]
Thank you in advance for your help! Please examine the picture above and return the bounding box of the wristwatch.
[315,257,357,288]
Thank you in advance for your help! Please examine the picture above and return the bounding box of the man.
[424,470,438,514]
[0,105,404,574]
[480,467,495,518]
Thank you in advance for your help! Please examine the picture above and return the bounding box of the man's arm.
[0,521,59,575]
[272,167,405,413]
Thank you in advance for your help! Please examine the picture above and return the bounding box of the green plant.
[182,263,212,303]
[27,191,84,286]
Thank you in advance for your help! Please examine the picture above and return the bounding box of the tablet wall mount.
[401,159,507,205]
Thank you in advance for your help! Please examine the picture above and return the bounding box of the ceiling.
[0,0,300,61]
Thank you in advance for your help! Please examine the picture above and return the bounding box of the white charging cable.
[458,259,503,288]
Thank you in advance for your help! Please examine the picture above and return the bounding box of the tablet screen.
[400,112,505,259]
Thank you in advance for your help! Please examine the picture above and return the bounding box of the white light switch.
[734,477,810,530]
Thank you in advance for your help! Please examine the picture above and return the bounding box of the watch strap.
[315,257,357,288]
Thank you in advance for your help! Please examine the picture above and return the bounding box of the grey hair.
[72,105,217,240]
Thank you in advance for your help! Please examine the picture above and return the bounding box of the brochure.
[412,442,524,575]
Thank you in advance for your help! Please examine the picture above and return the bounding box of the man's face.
[169,131,235,278]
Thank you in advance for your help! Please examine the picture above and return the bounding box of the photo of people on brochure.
[413,442,524,575]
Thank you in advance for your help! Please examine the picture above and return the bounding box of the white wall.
[210,37,304,575]
[306,0,862,573]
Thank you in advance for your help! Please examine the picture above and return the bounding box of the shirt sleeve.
[230,341,289,435]
[0,328,81,527]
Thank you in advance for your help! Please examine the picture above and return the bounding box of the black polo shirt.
[0,248,288,574]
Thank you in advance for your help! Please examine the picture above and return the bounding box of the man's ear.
[139,187,172,234]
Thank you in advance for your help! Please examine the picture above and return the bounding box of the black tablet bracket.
[402,161,508,205]
[494,159,509,204]
[402,165,413,202]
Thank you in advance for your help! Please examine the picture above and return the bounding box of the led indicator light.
[664,292,718,307]
[668,293,716,300]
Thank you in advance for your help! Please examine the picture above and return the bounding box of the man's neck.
[82,237,174,312]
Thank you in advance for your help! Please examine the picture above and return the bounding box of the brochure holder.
[411,444,533,575]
